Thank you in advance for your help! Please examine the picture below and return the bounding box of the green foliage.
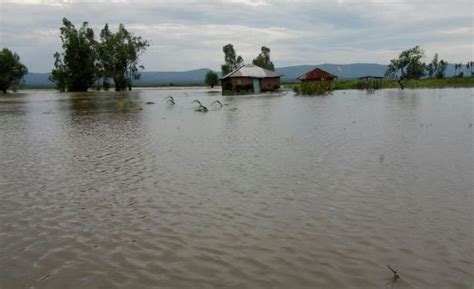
[331,77,474,90]
[0,48,28,93]
[252,46,275,71]
[49,52,66,91]
[221,44,243,76]
[294,81,333,96]
[204,70,218,88]
[385,46,426,89]
[51,18,97,92]
[454,63,464,78]
[426,53,448,79]
[51,18,148,92]
[98,23,149,91]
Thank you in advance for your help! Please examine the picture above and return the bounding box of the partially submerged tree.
[385,46,425,89]
[204,70,218,88]
[221,44,243,76]
[0,48,28,93]
[51,18,148,92]
[98,23,149,91]
[49,52,67,91]
[252,46,275,71]
[51,18,97,92]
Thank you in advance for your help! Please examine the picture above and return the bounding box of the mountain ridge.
[22,63,467,86]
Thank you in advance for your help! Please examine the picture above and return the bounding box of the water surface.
[0,88,472,289]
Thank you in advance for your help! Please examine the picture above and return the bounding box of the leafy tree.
[204,70,218,88]
[426,53,448,79]
[51,18,97,92]
[467,61,474,77]
[385,46,425,89]
[98,23,149,91]
[221,44,243,76]
[0,48,28,93]
[436,60,448,79]
[49,52,66,91]
[252,46,275,71]
[454,63,464,78]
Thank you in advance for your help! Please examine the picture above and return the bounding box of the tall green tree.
[204,70,218,88]
[252,46,275,71]
[385,46,425,89]
[51,18,97,92]
[221,44,243,76]
[98,23,149,91]
[0,48,28,93]
[49,52,66,91]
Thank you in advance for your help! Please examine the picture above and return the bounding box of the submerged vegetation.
[192,100,208,112]
[0,48,28,93]
[293,81,334,96]
[50,18,149,92]
[283,77,474,92]
[385,46,426,89]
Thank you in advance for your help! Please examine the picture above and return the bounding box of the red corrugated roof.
[297,68,337,80]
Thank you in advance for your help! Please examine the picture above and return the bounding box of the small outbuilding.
[220,64,281,94]
[297,68,337,83]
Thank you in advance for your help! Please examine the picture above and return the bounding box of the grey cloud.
[0,0,471,72]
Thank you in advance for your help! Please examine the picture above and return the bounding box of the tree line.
[385,46,473,89]
[2,24,474,93]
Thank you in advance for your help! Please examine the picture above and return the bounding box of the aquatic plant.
[294,82,333,96]
[165,96,175,105]
[210,100,223,109]
[191,100,208,112]
[384,265,400,289]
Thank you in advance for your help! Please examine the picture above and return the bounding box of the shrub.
[294,81,333,96]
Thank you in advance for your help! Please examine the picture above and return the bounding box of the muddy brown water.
[0,88,472,289]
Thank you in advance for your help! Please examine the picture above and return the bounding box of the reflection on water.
[0,88,472,289]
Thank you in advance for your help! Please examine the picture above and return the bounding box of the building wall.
[222,77,280,93]
[261,77,280,92]
[301,78,335,83]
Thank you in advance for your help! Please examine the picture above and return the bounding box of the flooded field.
[0,88,472,289]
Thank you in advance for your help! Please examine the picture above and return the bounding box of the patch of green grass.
[285,77,474,92]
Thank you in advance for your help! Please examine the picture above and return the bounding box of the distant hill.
[22,64,470,87]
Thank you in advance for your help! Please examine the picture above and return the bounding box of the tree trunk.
[397,79,405,90]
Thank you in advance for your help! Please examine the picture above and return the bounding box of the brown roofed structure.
[297,68,337,82]
[220,64,281,94]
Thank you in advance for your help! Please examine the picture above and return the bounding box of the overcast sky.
[0,0,472,72]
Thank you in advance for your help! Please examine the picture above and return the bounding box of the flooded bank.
[0,88,472,289]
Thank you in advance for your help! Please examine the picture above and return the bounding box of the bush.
[294,81,333,96]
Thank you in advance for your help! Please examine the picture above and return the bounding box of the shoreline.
[10,77,474,92]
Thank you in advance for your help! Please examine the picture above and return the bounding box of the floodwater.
[0,87,472,289]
